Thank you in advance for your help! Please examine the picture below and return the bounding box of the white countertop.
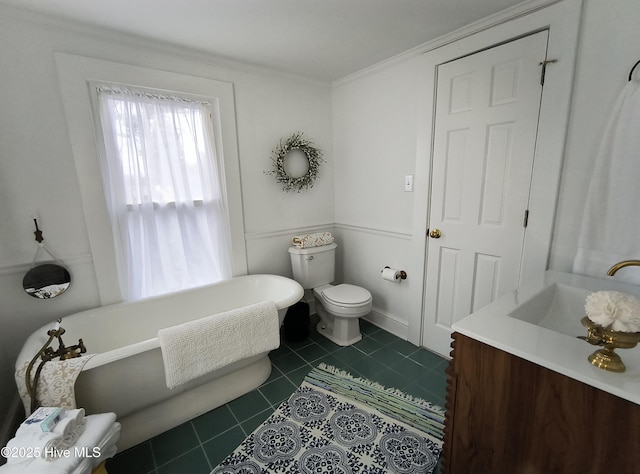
[452,270,640,405]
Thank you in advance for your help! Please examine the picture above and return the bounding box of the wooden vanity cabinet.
[442,332,640,473]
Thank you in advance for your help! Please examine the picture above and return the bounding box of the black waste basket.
[283,301,310,342]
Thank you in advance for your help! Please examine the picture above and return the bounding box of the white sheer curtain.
[96,86,233,300]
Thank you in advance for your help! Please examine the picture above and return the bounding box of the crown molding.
[332,0,565,87]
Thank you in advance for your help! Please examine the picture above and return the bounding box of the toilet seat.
[315,284,372,318]
[322,284,372,306]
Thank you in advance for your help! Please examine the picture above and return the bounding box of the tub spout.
[607,260,640,276]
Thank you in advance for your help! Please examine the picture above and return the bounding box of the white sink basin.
[507,276,640,337]
[507,283,590,336]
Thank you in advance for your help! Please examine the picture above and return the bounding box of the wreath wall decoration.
[267,132,325,193]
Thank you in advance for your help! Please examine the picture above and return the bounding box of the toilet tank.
[288,243,337,289]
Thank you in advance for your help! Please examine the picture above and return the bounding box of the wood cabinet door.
[443,333,640,473]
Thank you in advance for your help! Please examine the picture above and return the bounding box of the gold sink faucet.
[607,260,640,276]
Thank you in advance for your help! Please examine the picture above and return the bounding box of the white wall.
[0,5,332,426]
[550,0,640,270]
[332,0,640,342]
[332,58,424,339]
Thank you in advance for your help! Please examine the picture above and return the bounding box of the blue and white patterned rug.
[211,363,445,474]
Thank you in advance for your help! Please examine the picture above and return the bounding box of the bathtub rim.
[16,273,303,371]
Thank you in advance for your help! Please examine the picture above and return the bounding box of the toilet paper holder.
[382,266,407,280]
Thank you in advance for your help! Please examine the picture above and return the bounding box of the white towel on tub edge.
[158,301,280,389]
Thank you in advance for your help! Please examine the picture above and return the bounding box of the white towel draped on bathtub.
[14,355,95,416]
[158,301,280,389]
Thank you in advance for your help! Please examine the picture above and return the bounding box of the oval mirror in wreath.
[23,263,71,299]
[282,149,310,179]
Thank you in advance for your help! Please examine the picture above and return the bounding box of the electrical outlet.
[404,175,414,192]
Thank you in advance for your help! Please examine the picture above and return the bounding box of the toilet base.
[316,319,362,347]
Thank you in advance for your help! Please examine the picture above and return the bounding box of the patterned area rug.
[211,363,445,474]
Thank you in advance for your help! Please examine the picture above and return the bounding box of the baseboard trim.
[363,307,409,340]
[306,295,408,341]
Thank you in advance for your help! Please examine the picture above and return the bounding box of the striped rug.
[305,363,446,441]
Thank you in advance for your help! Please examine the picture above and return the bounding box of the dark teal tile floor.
[105,317,449,474]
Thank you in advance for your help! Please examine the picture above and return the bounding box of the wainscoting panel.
[244,223,335,278]
[246,223,417,343]
[333,224,419,343]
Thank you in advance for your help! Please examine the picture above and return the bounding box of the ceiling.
[1,0,526,81]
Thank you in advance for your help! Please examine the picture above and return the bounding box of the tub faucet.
[607,260,640,276]
[25,318,87,412]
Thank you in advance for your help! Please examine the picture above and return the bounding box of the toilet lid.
[323,284,371,305]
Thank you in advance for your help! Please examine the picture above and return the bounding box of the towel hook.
[628,59,640,82]
[29,217,59,264]
[33,218,44,243]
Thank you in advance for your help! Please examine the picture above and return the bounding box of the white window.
[94,85,233,299]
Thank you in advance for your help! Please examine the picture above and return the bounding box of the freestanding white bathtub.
[16,274,304,451]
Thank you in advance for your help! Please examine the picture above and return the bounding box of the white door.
[422,31,549,357]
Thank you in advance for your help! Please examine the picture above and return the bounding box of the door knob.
[429,229,442,239]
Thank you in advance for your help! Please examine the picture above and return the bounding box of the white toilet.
[289,243,372,346]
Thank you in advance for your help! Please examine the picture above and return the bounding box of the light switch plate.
[404,175,414,192]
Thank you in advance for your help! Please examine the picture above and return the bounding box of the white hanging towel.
[573,79,640,285]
